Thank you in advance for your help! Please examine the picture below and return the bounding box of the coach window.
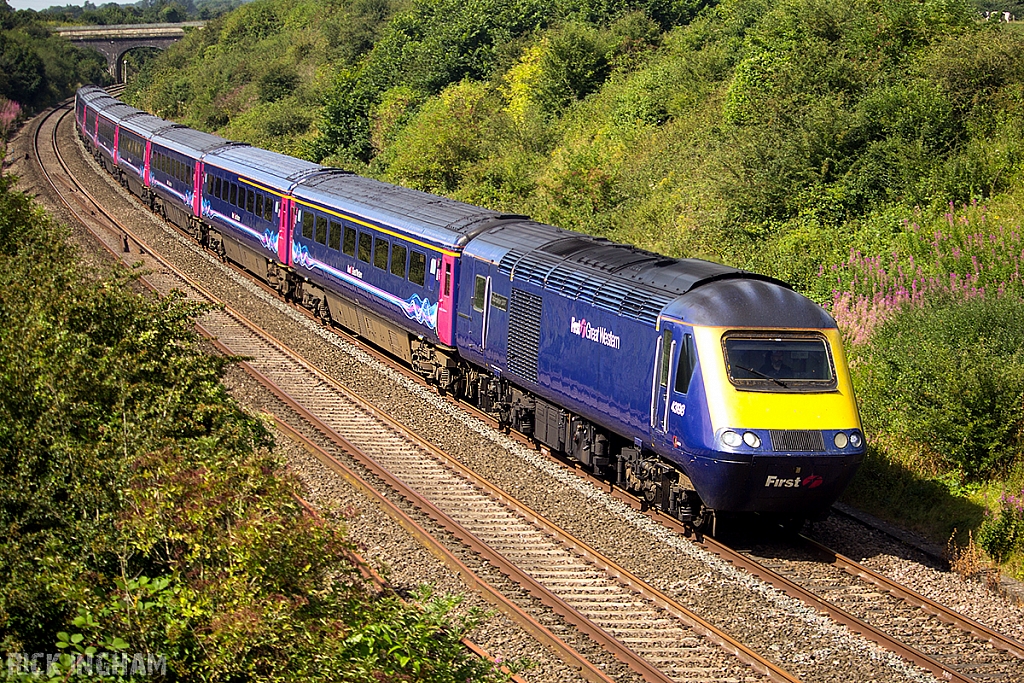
[409,250,426,287]
[243,188,252,214]
[358,232,372,263]
[301,211,314,239]
[264,196,274,222]
[255,194,263,219]
[390,243,407,278]
[374,238,389,270]
[315,214,328,245]
[229,183,237,207]
[329,220,341,250]
[342,225,356,256]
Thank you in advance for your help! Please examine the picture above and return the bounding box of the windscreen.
[723,335,836,391]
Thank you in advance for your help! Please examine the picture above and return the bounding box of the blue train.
[77,85,866,530]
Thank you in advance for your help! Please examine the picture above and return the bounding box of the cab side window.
[473,275,486,311]
[659,329,672,388]
[675,333,696,394]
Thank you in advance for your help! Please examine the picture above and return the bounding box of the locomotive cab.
[654,278,866,523]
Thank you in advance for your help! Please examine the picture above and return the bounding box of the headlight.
[721,430,742,448]
[849,431,863,448]
[834,432,849,449]
[743,431,761,448]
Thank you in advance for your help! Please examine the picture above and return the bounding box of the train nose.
[747,453,864,515]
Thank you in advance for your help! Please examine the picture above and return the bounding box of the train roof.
[204,145,324,191]
[464,221,824,327]
[117,111,179,138]
[77,86,116,109]
[96,102,143,123]
[292,173,512,252]
[150,126,236,157]
[662,278,836,329]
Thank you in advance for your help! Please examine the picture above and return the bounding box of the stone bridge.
[55,22,206,83]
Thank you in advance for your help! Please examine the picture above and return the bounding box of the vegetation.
[0,2,110,114]
[31,0,245,25]
[116,0,1024,576]
[0,173,510,681]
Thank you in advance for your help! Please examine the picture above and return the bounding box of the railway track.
[22,93,1024,683]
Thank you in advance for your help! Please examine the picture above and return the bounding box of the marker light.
[743,431,761,448]
[834,432,849,448]
[849,431,863,448]
[721,430,742,448]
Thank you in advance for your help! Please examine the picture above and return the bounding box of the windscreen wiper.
[736,365,788,388]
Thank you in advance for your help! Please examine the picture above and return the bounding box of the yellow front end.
[694,326,862,432]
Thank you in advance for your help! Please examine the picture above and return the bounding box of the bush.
[853,294,1024,483]
[380,80,498,193]
[978,489,1024,562]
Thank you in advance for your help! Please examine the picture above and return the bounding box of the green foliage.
[533,22,616,114]
[978,490,1024,563]
[258,67,299,103]
[32,0,242,25]
[853,295,1024,484]
[0,6,110,111]
[380,80,497,193]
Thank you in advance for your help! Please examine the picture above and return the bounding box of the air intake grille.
[508,288,542,383]
[769,430,825,452]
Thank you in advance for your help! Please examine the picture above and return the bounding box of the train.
[76,84,865,532]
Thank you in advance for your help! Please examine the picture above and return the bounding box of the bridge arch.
[55,22,206,83]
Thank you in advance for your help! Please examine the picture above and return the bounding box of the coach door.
[469,258,492,350]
